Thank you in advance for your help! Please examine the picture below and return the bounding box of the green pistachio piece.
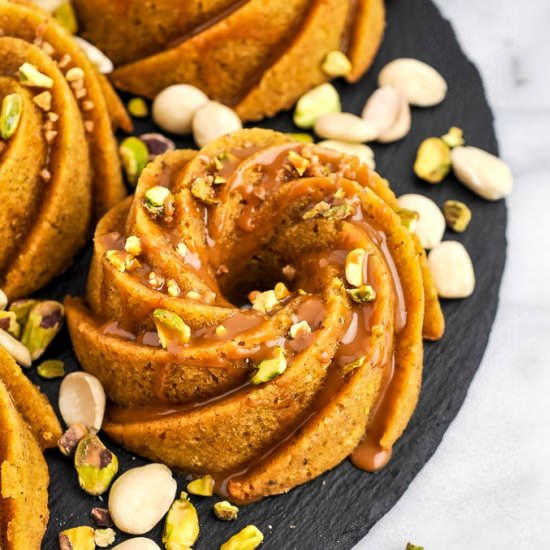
[405,544,424,550]
[21,300,64,360]
[143,185,172,218]
[162,492,200,550]
[0,93,22,140]
[53,1,79,34]
[74,434,118,496]
[153,309,191,348]
[37,358,65,379]
[444,200,472,233]
[191,177,218,205]
[273,282,290,301]
[220,525,264,550]
[287,150,310,176]
[250,290,279,313]
[0,310,21,338]
[293,83,341,129]
[127,97,149,118]
[441,126,464,148]
[396,208,420,233]
[347,285,377,304]
[119,136,148,186]
[213,500,239,521]
[187,474,214,497]
[342,356,366,374]
[8,299,38,325]
[18,62,53,88]
[321,50,353,78]
[58,526,95,550]
[94,527,116,548]
[250,347,287,385]
[286,132,314,143]
[414,137,451,184]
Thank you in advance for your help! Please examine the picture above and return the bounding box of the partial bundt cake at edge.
[66,129,444,504]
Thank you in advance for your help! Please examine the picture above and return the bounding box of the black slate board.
[35,0,507,548]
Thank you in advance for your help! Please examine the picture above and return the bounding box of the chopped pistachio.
[53,1,78,33]
[0,93,22,140]
[186,291,201,301]
[251,290,279,314]
[405,544,424,550]
[293,83,341,129]
[105,250,139,273]
[322,50,353,78]
[325,202,355,220]
[216,324,227,337]
[119,136,148,186]
[176,242,188,257]
[8,299,38,326]
[191,177,218,205]
[94,527,116,548]
[18,62,53,88]
[334,187,346,200]
[250,347,287,385]
[213,155,224,171]
[124,235,142,256]
[127,97,149,118]
[162,492,200,550]
[287,132,314,143]
[58,526,95,550]
[213,175,226,185]
[21,300,64,360]
[414,137,451,184]
[213,500,239,521]
[288,150,310,176]
[187,474,214,496]
[58,423,88,456]
[65,67,85,82]
[345,248,367,288]
[372,324,385,337]
[347,284,377,304]
[274,282,290,301]
[153,309,191,348]
[143,185,172,218]
[75,434,118,496]
[33,90,53,111]
[0,310,21,338]
[302,201,331,220]
[166,279,181,297]
[396,208,420,233]
[37,359,65,379]
[220,525,264,550]
[342,356,366,374]
[444,200,472,233]
[289,320,311,339]
[441,126,464,148]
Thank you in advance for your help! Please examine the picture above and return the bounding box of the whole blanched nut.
[428,241,475,298]
[192,101,243,147]
[112,539,161,550]
[153,84,209,135]
[397,194,445,250]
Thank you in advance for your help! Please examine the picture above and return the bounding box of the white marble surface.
[357,1,550,548]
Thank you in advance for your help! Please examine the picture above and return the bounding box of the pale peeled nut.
[0,328,31,367]
[451,146,513,201]
[379,58,447,107]
[317,140,375,169]
[192,101,242,148]
[74,37,113,74]
[153,84,209,135]
[112,539,161,550]
[428,241,475,298]
[314,112,378,143]
[397,194,445,250]
[361,86,402,138]
[58,372,106,432]
[108,463,177,535]
[377,92,411,143]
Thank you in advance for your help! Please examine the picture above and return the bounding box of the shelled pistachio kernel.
[342,356,366,374]
[75,434,118,496]
[250,346,287,385]
[162,492,200,550]
[18,62,53,88]
[396,207,420,233]
[274,282,290,300]
[286,132,314,143]
[406,544,425,550]
[213,501,239,521]
[215,325,227,337]
[127,97,149,118]
[347,284,377,304]
[153,309,191,348]
[251,290,278,313]
[105,250,127,273]
[94,528,116,548]
[444,200,472,232]
[287,150,310,175]
[143,185,172,218]
[414,137,451,184]
[289,320,311,339]
[187,474,214,496]
[166,279,181,297]
[441,126,464,148]
[345,248,367,287]
[37,359,65,379]
[191,177,218,205]
[322,50,353,77]
[0,310,20,338]
[119,136,148,186]
[125,235,142,256]
[221,525,264,550]
[8,298,38,325]
[21,300,64,360]
[293,83,341,129]
[0,328,31,367]
[0,93,22,140]
[58,526,95,550]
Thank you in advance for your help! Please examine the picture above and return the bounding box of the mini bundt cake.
[0,0,130,300]
[66,129,444,503]
[73,0,386,121]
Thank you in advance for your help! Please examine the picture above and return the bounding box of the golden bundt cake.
[0,0,129,300]
[66,129,444,503]
[73,0,386,121]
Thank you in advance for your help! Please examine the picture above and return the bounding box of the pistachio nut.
[347,285,377,304]
[8,298,38,325]
[406,544,424,550]
[18,62,53,88]
[119,137,148,186]
[0,289,6,310]
[213,501,239,521]
[377,92,411,143]
[58,423,89,456]
[251,290,279,313]
[191,177,218,205]
[345,248,367,287]
[395,208,420,233]
[428,241,475,299]
[441,126,464,149]
[220,525,264,550]
[127,97,149,118]
[444,200,472,233]
[289,320,311,339]
[53,1,78,33]
[0,310,20,338]
[342,356,366,374]
[361,86,402,139]
[153,84,209,135]
[94,528,116,548]
[109,463,177,534]
[58,526,95,550]
[397,193,445,250]
[91,507,113,528]
[74,37,114,74]
[315,112,378,143]
[143,185,173,218]
[192,101,243,148]
[451,146,513,201]
[286,132,314,143]
[187,474,214,497]
[106,249,139,273]
[414,137,451,184]
[21,300,64,360]
[112,539,161,550]
[317,140,375,170]
[162,492,200,550]
[140,132,176,160]
[0,328,32,367]
[293,83,341,129]
[287,150,310,176]
[37,358,65,379]
[75,434,119,496]
[250,346,287,385]
[274,282,290,301]
[153,309,191,348]
[58,371,106,432]
[0,93,22,140]
[321,50,352,77]
[378,58,447,107]
[125,235,142,256]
